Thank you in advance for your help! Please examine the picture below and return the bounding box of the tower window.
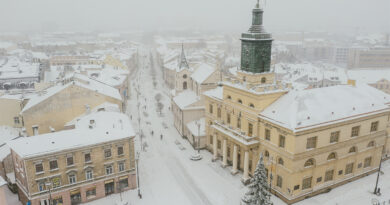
[261,77,266,83]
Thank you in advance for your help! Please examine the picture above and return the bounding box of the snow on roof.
[186,118,205,137]
[203,86,223,100]
[65,102,120,127]
[172,90,199,109]
[8,112,134,158]
[88,67,128,87]
[22,75,122,112]
[260,84,390,132]
[6,172,15,184]
[0,126,20,161]
[191,63,215,84]
[31,52,48,59]
[348,69,390,84]
[0,57,40,79]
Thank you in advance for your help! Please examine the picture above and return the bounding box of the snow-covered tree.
[241,154,272,205]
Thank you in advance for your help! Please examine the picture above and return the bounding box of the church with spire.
[203,1,390,204]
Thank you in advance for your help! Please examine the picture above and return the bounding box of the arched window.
[237,99,242,104]
[183,81,187,90]
[348,146,357,153]
[249,103,255,108]
[261,77,266,83]
[264,150,269,157]
[304,158,315,167]
[327,152,336,160]
[183,74,187,79]
[278,158,284,165]
[367,141,375,148]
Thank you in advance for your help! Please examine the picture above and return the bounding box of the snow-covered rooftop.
[191,63,215,84]
[0,126,20,161]
[172,90,200,109]
[8,112,134,158]
[0,176,6,187]
[0,57,40,80]
[22,74,122,112]
[348,69,390,84]
[260,84,390,132]
[203,86,223,100]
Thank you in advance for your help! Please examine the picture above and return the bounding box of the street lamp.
[136,152,142,199]
[45,182,52,205]
[190,120,202,161]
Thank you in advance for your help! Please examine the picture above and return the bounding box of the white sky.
[0,0,389,33]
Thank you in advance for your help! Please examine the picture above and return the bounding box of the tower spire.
[179,43,189,70]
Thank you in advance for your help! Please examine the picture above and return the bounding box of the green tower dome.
[240,0,273,73]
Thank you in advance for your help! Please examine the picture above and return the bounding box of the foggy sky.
[0,0,389,33]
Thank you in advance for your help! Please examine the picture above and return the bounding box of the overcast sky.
[0,0,389,33]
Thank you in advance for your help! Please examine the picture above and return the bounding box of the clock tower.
[240,0,272,73]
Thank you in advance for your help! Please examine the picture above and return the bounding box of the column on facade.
[222,139,228,167]
[213,135,218,161]
[231,144,238,174]
[242,150,250,182]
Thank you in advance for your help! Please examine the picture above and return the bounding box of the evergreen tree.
[241,154,272,205]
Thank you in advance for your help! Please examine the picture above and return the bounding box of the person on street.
[160,134,163,140]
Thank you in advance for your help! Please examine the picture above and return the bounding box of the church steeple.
[179,43,189,70]
[240,0,273,74]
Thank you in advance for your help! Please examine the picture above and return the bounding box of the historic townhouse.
[8,112,136,205]
[203,2,390,204]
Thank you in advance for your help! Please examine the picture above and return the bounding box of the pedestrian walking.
[151,131,154,136]
[160,134,163,140]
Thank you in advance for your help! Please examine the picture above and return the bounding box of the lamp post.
[190,121,203,161]
[196,120,201,154]
[373,149,385,195]
[136,152,142,199]
[45,182,52,205]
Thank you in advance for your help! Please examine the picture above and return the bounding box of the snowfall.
[3,48,390,205]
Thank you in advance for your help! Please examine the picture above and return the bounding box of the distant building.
[0,57,40,90]
[348,47,390,69]
[8,112,136,205]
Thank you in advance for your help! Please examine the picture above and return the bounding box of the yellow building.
[8,112,136,205]
[0,94,24,128]
[203,3,390,204]
[21,75,123,136]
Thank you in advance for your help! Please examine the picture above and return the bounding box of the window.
[304,159,314,167]
[279,135,285,148]
[14,117,20,124]
[118,162,125,172]
[117,146,124,156]
[105,165,113,175]
[32,126,39,136]
[330,131,340,143]
[53,197,63,205]
[35,163,43,173]
[85,153,91,162]
[227,113,231,124]
[265,129,270,141]
[119,177,129,189]
[67,156,74,166]
[209,136,213,144]
[38,182,45,192]
[364,157,372,168]
[278,158,284,165]
[227,95,231,100]
[370,121,379,132]
[209,104,213,114]
[217,140,221,149]
[276,175,283,188]
[294,185,300,190]
[261,77,266,83]
[86,188,96,199]
[249,103,254,108]
[327,152,336,160]
[248,123,253,137]
[217,108,221,118]
[358,163,362,168]
[49,160,58,170]
[237,118,241,129]
[264,150,269,158]
[183,81,187,90]
[183,74,187,79]
[104,149,112,158]
[68,174,76,184]
[345,163,354,175]
[349,146,357,153]
[325,170,334,182]
[237,99,242,104]
[86,170,93,180]
[306,136,317,149]
[316,177,322,183]
[367,141,375,148]
[351,126,360,137]
[302,177,312,190]
[338,170,343,175]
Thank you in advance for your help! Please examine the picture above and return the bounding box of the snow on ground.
[84,48,390,205]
